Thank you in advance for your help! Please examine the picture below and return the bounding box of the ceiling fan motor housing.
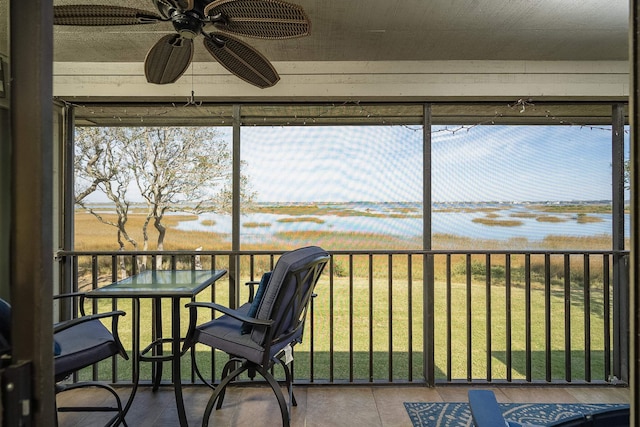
[171,10,204,39]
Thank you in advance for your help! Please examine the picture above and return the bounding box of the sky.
[241,124,625,203]
[83,123,625,204]
[241,126,423,203]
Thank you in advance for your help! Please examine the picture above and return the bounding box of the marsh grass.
[510,212,538,218]
[249,204,324,215]
[472,217,524,227]
[277,217,325,224]
[74,213,619,284]
[576,214,604,224]
[74,212,224,252]
[250,204,422,219]
[243,222,271,228]
[537,215,569,223]
[533,204,614,214]
[434,206,507,214]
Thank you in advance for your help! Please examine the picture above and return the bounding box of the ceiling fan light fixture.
[178,29,198,39]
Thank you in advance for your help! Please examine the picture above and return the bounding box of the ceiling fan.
[53,0,311,88]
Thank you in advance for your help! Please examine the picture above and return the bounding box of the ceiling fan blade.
[53,5,163,26]
[203,33,279,88]
[158,0,195,12]
[144,34,194,84]
[204,0,310,39]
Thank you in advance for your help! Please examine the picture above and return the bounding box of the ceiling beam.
[54,60,629,102]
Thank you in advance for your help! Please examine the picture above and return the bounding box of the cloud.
[243,126,423,202]
[242,124,616,203]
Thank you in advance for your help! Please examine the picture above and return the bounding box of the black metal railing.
[55,249,629,387]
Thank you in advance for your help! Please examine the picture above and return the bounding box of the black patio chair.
[53,292,130,426]
[0,294,129,426]
[468,390,630,427]
[183,246,330,427]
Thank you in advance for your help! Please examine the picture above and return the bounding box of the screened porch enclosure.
[58,101,630,387]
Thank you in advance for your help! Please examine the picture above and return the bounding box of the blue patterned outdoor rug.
[403,402,630,427]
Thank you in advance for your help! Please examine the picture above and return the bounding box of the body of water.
[174,202,630,243]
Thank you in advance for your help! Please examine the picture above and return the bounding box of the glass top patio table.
[89,269,227,297]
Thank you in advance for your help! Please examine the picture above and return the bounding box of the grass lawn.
[81,274,609,385]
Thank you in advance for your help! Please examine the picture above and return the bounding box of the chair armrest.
[53,292,86,300]
[54,310,126,334]
[185,302,273,327]
[245,280,260,302]
[183,301,273,352]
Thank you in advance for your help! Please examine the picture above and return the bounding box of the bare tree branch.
[73,126,255,260]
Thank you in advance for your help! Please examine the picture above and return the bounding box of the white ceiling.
[52,0,630,64]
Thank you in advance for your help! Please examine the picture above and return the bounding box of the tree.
[74,126,254,263]
[74,127,143,251]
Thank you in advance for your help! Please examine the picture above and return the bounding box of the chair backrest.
[250,246,329,348]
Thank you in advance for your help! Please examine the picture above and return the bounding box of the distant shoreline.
[78,200,621,213]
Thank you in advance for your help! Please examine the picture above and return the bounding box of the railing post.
[612,103,629,382]
[423,102,435,386]
[424,253,435,386]
[614,254,630,381]
[229,253,239,309]
[57,103,75,322]
[231,104,241,308]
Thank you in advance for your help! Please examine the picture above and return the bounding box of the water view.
[173,201,629,245]
[76,124,629,251]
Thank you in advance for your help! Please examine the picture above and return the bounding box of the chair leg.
[191,345,216,391]
[202,362,249,427]
[56,382,128,427]
[254,364,290,427]
[277,358,297,408]
[215,357,244,410]
[201,359,293,427]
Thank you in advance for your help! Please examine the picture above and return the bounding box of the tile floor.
[57,383,630,426]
